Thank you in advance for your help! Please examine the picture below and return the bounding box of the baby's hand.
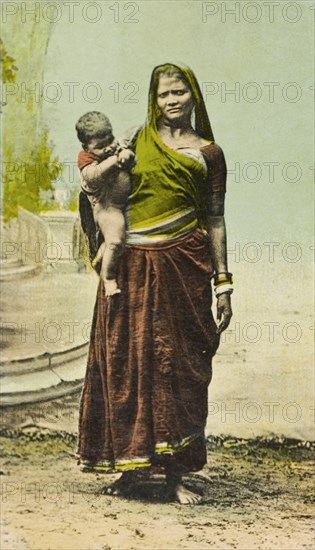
[117,149,136,169]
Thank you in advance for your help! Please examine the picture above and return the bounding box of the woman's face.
[156,75,194,125]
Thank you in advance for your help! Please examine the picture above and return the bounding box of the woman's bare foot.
[101,471,139,496]
[103,278,121,297]
[172,483,203,504]
[166,471,203,504]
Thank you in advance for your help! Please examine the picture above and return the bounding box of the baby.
[76,111,135,296]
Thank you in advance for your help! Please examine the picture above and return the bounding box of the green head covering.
[147,62,214,142]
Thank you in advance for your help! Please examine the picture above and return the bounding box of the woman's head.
[150,65,192,102]
[148,63,214,141]
[154,69,195,128]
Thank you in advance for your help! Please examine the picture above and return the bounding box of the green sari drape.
[127,125,211,240]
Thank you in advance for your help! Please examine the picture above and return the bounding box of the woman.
[78,63,233,504]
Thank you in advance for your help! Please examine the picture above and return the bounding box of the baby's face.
[85,133,118,159]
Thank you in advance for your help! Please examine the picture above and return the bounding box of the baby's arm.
[81,154,120,189]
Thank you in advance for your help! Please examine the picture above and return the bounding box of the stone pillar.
[40,210,85,272]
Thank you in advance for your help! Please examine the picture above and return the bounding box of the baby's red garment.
[77,150,99,170]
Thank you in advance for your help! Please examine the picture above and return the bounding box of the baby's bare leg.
[96,207,125,297]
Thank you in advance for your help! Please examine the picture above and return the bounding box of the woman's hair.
[148,63,214,141]
[75,111,112,144]
[149,64,191,103]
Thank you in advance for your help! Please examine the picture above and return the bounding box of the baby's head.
[75,111,117,159]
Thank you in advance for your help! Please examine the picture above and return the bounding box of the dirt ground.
[0,425,314,550]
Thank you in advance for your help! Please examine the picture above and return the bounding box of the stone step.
[0,264,42,281]
[0,259,23,269]
[0,343,88,407]
[1,379,83,407]
[0,343,89,377]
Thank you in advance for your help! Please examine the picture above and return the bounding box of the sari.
[78,64,225,473]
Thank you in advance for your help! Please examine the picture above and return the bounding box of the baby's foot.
[104,278,121,297]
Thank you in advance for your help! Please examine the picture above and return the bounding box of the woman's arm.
[206,203,233,334]
[118,125,143,150]
[203,143,233,334]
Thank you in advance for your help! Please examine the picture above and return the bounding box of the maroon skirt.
[78,228,220,473]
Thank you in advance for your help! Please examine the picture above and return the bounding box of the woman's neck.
[156,121,208,150]
[157,121,194,140]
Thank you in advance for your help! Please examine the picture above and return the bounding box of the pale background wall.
[2,1,314,439]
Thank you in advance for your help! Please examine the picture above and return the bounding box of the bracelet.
[215,279,234,288]
[214,283,234,297]
[216,271,232,276]
[214,271,233,286]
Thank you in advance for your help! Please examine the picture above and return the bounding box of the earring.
[154,105,162,118]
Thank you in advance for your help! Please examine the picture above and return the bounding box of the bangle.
[215,279,234,288]
[214,271,233,286]
[215,283,234,297]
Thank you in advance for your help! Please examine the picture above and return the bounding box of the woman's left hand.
[216,293,233,334]
[117,149,136,169]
